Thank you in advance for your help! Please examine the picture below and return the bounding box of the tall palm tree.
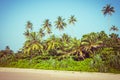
[102,4,115,27]
[24,21,33,40]
[102,4,115,16]
[68,15,77,24]
[110,25,119,32]
[55,16,67,30]
[26,21,33,31]
[42,19,52,34]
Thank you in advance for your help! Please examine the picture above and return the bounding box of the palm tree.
[68,15,77,24]
[98,31,109,47]
[81,32,103,54]
[55,16,67,30]
[42,19,52,34]
[45,35,61,51]
[56,37,86,61]
[70,38,85,60]
[98,31,108,40]
[39,28,45,38]
[23,32,43,57]
[24,21,33,40]
[102,4,115,27]
[0,46,14,64]
[107,33,119,47]
[110,25,119,32]
[102,4,115,16]
[60,33,71,53]
[109,33,119,39]
[61,33,70,43]
[26,21,33,31]
[4,46,13,55]
[23,30,30,39]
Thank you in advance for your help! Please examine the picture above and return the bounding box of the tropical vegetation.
[0,4,120,73]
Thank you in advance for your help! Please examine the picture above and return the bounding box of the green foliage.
[91,48,120,72]
[2,57,93,72]
[90,54,107,72]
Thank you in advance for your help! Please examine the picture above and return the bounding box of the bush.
[91,48,120,72]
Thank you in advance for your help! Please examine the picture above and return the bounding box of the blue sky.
[0,0,120,52]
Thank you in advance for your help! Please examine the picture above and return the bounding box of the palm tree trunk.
[108,15,110,34]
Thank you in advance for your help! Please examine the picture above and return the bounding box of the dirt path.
[0,67,120,80]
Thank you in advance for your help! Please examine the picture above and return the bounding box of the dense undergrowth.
[4,58,93,72]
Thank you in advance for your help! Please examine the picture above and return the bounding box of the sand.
[0,67,120,80]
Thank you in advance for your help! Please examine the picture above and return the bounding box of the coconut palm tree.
[0,46,13,57]
[23,30,30,39]
[56,37,86,60]
[102,4,115,16]
[3,46,13,55]
[39,28,45,38]
[102,4,115,27]
[98,31,109,47]
[0,46,14,64]
[45,35,61,51]
[23,32,43,57]
[42,19,52,34]
[70,38,85,60]
[68,15,77,24]
[81,32,103,54]
[106,33,119,48]
[110,25,119,32]
[26,21,33,31]
[98,31,108,40]
[43,35,63,56]
[24,21,33,39]
[59,33,71,53]
[55,16,67,30]
[61,33,71,43]
[109,33,119,39]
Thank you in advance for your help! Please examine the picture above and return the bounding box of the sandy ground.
[0,67,120,80]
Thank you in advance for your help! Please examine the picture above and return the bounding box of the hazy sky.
[0,0,120,52]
